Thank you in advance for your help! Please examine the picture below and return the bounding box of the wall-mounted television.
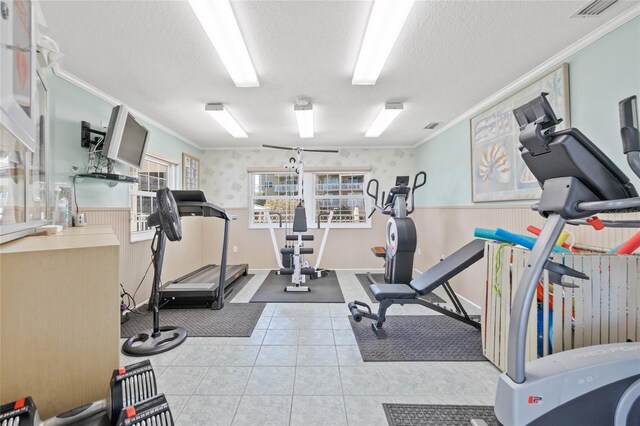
[102,105,150,169]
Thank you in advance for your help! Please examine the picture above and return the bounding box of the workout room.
[1,1,640,425]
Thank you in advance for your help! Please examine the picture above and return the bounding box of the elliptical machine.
[475,94,640,426]
[366,172,426,284]
[122,187,188,356]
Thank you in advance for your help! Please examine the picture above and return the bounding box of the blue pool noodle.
[475,228,570,253]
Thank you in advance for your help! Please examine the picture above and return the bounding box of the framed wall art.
[182,153,200,190]
[471,64,570,202]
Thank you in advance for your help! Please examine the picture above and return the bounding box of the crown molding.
[413,3,640,148]
[51,67,206,151]
[201,144,416,151]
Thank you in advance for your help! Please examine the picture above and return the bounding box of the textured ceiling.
[40,0,636,149]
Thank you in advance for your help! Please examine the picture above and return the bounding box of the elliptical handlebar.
[366,172,427,218]
[366,178,380,205]
[407,171,427,215]
[620,96,640,179]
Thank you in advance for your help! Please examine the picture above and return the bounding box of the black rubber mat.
[249,270,345,303]
[350,315,485,361]
[121,303,265,337]
[383,404,497,426]
[356,273,445,304]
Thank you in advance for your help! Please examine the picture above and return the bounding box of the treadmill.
[156,190,248,310]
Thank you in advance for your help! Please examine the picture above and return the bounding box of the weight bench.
[348,239,486,338]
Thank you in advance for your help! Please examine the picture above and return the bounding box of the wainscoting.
[83,208,205,303]
[85,206,639,308]
[412,206,640,305]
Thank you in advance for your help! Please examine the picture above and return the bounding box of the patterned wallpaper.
[200,148,416,208]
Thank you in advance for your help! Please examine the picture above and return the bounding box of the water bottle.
[54,187,70,228]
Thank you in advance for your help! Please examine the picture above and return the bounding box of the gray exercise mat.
[356,273,445,304]
[383,404,497,426]
[225,274,254,302]
[350,315,485,361]
[249,270,345,303]
[121,303,265,337]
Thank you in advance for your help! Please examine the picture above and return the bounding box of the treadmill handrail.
[175,201,230,220]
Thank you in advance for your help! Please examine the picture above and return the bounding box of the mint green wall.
[415,16,640,207]
[50,74,202,207]
[414,120,472,206]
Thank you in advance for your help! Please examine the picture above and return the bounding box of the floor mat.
[249,270,345,303]
[350,315,485,361]
[383,404,497,426]
[355,273,445,304]
[225,274,254,302]
[121,303,265,337]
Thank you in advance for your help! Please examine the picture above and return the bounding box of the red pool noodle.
[615,231,640,254]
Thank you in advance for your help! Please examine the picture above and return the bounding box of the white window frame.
[130,154,177,243]
[313,171,370,228]
[249,170,371,229]
[249,171,300,229]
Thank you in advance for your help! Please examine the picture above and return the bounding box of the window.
[251,172,299,224]
[250,171,369,227]
[130,155,176,241]
[315,173,367,224]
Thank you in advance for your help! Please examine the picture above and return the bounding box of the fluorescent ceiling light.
[188,0,259,87]
[352,0,415,85]
[294,103,314,138]
[205,104,248,138]
[365,103,403,137]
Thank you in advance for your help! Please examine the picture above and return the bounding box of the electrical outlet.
[417,248,421,255]
[101,120,108,130]
[233,246,238,253]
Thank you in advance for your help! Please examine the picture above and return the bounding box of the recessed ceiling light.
[352,0,415,85]
[294,99,314,138]
[188,0,259,87]
[205,103,248,138]
[365,103,403,137]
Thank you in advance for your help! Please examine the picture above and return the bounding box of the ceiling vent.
[570,0,617,18]
[424,122,441,130]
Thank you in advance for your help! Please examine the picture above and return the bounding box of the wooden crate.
[482,242,640,371]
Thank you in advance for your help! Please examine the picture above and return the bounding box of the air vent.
[570,0,617,18]
[424,122,441,130]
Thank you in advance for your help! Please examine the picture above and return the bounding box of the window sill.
[249,222,371,230]
[131,229,155,243]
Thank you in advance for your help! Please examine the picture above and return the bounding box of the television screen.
[102,105,149,169]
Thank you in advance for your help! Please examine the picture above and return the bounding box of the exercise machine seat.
[280,247,314,255]
[286,235,314,241]
[369,283,416,301]
[409,239,486,295]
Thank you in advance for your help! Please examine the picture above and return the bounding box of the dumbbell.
[0,394,173,426]
[0,360,163,426]
[115,394,174,426]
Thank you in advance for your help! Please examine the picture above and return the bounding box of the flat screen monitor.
[395,176,410,186]
[102,105,150,169]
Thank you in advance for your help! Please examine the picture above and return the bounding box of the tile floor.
[120,270,500,425]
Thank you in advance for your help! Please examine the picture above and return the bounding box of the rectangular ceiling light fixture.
[294,103,314,138]
[188,0,259,87]
[365,103,403,137]
[352,0,415,85]
[205,103,248,138]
